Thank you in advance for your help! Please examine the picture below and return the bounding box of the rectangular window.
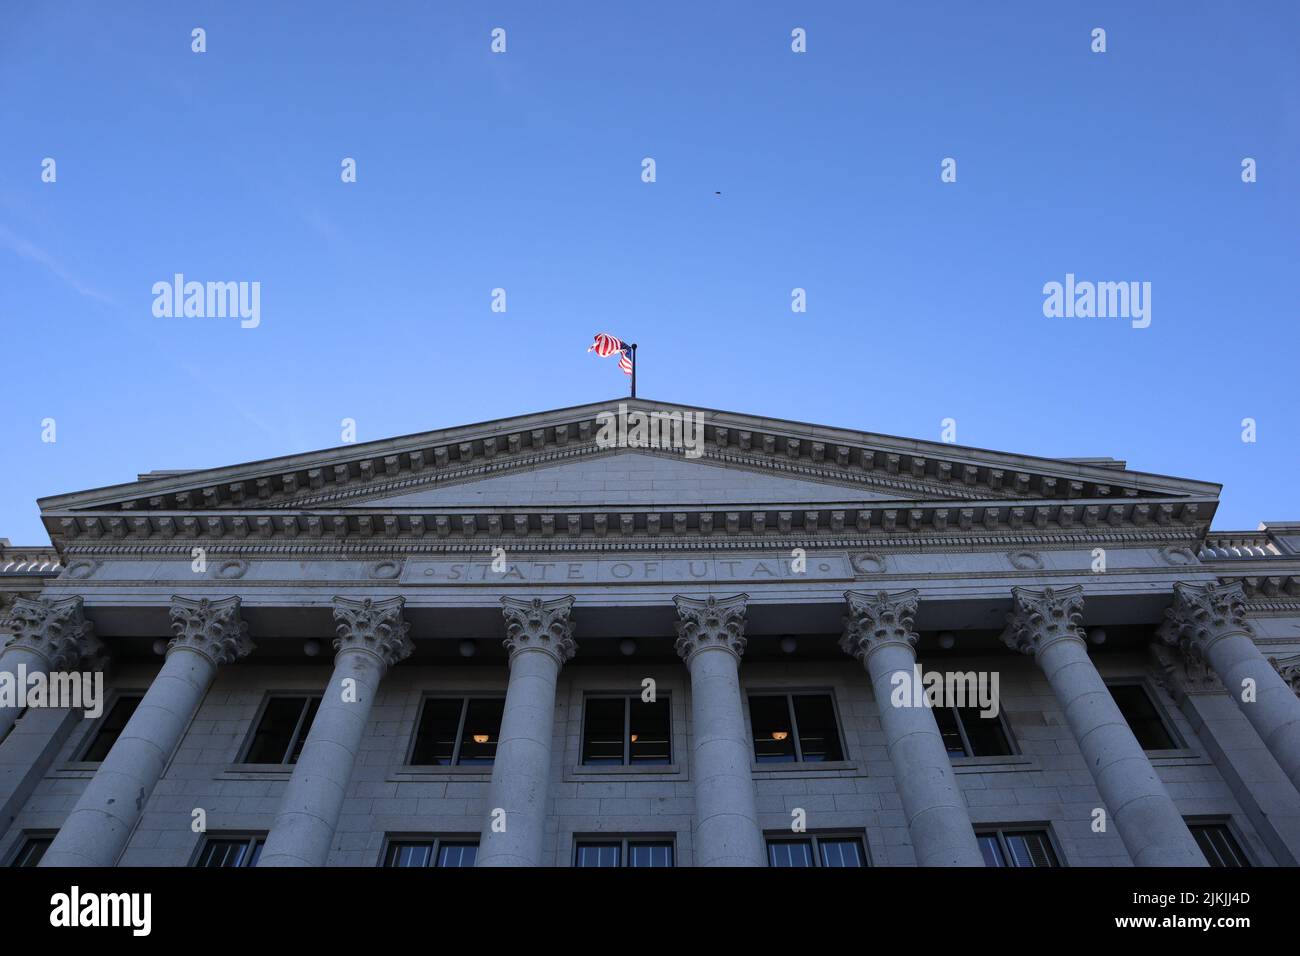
[931,704,1014,757]
[195,835,264,868]
[767,835,867,868]
[1108,684,1177,750]
[9,836,52,867]
[976,828,1059,867]
[383,838,479,868]
[80,694,143,762]
[581,695,671,766]
[243,696,321,764]
[574,838,674,867]
[1189,823,1251,867]
[749,693,844,763]
[409,697,505,766]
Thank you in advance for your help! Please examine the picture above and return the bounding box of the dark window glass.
[457,699,505,765]
[977,830,1058,868]
[581,698,626,765]
[244,696,319,764]
[410,698,504,766]
[410,698,462,765]
[575,843,621,867]
[384,840,479,867]
[436,843,479,868]
[82,695,142,762]
[768,840,815,867]
[818,838,866,868]
[749,695,797,763]
[385,842,433,868]
[575,840,672,867]
[1190,824,1251,867]
[629,698,671,765]
[195,837,264,868]
[792,695,844,762]
[1109,684,1176,749]
[958,706,1012,757]
[627,842,673,867]
[932,704,967,757]
[10,837,51,867]
[750,694,843,763]
[934,705,1014,758]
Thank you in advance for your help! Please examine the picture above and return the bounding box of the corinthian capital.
[840,589,919,663]
[3,596,106,671]
[332,596,414,669]
[168,595,255,666]
[673,593,748,663]
[1000,586,1086,657]
[501,595,577,666]
[1157,581,1254,656]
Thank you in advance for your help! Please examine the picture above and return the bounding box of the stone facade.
[0,401,1298,867]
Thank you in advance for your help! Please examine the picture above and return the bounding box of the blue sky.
[2,1,1296,542]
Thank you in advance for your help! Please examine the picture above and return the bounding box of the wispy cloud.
[0,222,116,304]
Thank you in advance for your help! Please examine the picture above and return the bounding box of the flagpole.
[630,343,637,399]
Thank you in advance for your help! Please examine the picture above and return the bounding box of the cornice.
[46,497,1213,554]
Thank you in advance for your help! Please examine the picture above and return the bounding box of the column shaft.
[863,641,986,866]
[1201,632,1300,794]
[476,647,562,866]
[686,645,766,867]
[0,647,48,742]
[258,650,383,866]
[41,647,217,866]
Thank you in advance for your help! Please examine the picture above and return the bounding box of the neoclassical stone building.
[1,400,1298,868]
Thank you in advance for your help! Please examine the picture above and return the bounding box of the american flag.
[588,332,634,375]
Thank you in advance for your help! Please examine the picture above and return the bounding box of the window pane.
[582,698,626,765]
[792,695,843,762]
[575,843,621,867]
[629,697,671,765]
[977,834,1005,867]
[385,842,433,868]
[197,839,255,868]
[287,697,321,764]
[767,840,814,867]
[1004,832,1058,868]
[436,843,479,868]
[245,697,311,764]
[957,707,1012,757]
[82,695,143,762]
[932,705,968,757]
[1108,685,1176,750]
[750,696,796,763]
[818,838,865,867]
[409,698,464,765]
[628,842,673,867]
[457,699,505,765]
[10,838,51,867]
[248,839,264,867]
[1191,825,1250,867]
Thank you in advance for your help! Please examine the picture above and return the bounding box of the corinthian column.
[674,593,766,867]
[1002,586,1204,866]
[41,596,253,868]
[259,597,413,867]
[841,590,984,866]
[0,597,106,742]
[476,596,576,867]
[1159,581,1300,796]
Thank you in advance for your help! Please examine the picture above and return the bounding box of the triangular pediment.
[38,399,1222,548]
[360,450,916,509]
